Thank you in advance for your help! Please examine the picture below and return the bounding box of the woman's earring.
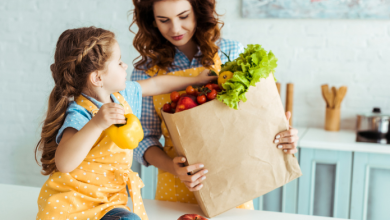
[101,83,103,88]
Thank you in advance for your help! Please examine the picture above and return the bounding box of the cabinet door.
[350,152,390,220]
[298,148,352,218]
[140,164,158,200]
[254,179,298,213]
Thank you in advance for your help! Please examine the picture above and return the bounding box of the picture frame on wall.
[242,0,390,19]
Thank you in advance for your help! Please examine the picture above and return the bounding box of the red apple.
[180,94,197,103]
[177,214,208,220]
[175,96,198,113]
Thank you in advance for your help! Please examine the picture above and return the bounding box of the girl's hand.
[172,157,208,192]
[91,103,126,131]
[274,111,299,154]
[196,69,218,85]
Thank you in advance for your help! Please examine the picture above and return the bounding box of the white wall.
[1,0,389,187]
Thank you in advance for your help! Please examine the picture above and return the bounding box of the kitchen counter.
[299,128,390,154]
[0,183,345,220]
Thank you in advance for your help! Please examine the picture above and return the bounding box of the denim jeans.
[101,208,141,220]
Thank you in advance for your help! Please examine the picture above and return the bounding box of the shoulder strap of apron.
[75,92,133,117]
[145,51,222,78]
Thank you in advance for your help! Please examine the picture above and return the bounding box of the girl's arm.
[137,69,217,97]
[55,103,126,173]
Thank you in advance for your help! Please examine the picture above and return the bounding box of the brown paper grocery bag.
[161,75,302,218]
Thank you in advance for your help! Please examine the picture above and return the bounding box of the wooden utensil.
[329,86,336,108]
[286,83,294,126]
[335,86,347,108]
[321,84,330,107]
[331,86,338,109]
[276,82,281,95]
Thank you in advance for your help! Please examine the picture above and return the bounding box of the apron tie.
[118,169,149,220]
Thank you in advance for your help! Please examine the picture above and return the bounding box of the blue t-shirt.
[55,81,143,144]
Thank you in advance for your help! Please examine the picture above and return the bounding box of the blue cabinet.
[297,148,353,219]
[256,178,298,213]
[133,130,390,219]
[350,152,390,220]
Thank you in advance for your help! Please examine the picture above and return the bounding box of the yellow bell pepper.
[218,71,234,89]
[106,113,144,150]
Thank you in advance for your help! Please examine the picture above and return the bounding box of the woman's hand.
[196,69,218,85]
[172,157,208,192]
[91,103,126,131]
[274,111,299,154]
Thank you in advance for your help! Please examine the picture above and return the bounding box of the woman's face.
[153,0,196,47]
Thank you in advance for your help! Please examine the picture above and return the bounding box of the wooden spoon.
[330,86,337,109]
[335,86,347,108]
[321,84,330,108]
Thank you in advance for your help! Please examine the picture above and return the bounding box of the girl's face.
[101,41,128,93]
[153,0,196,47]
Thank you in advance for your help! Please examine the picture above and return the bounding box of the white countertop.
[0,184,345,220]
[298,128,390,154]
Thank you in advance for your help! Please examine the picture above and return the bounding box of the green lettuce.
[217,44,278,109]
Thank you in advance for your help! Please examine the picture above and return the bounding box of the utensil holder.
[325,107,340,131]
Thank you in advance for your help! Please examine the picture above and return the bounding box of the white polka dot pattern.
[36,93,149,220]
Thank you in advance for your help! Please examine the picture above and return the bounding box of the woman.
[130,0,299,209]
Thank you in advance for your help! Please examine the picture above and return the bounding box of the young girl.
[35,26,216,220]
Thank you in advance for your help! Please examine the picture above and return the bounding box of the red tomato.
[205,84,213,91]
[193,90,199,96]
[197,95,207,104]
[171,101,177,109]
[186,86,196,95]
[211,84,220,90]
[170,91,180,102]
[162,103,172,113]
[207,89,217,100]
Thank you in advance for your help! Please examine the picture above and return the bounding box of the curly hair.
[35,27,116,175]
[130,0,223,71]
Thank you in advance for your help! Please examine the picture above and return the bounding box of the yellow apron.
[37,93,149,220]
[146,53,254,210]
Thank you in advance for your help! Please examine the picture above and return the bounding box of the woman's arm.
[143,146,176,174]
[130,68,166,167]
[144,147,207,191]
[273,112,299,154]
[137,69,217,97]
[130,67,208,191]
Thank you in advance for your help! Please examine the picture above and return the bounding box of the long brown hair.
[35,27,116,175]
[130,0,223,71]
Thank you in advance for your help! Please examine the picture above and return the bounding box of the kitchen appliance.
[356,107,390,144]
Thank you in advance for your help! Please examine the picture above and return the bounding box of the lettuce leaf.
[217,44,278,109]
